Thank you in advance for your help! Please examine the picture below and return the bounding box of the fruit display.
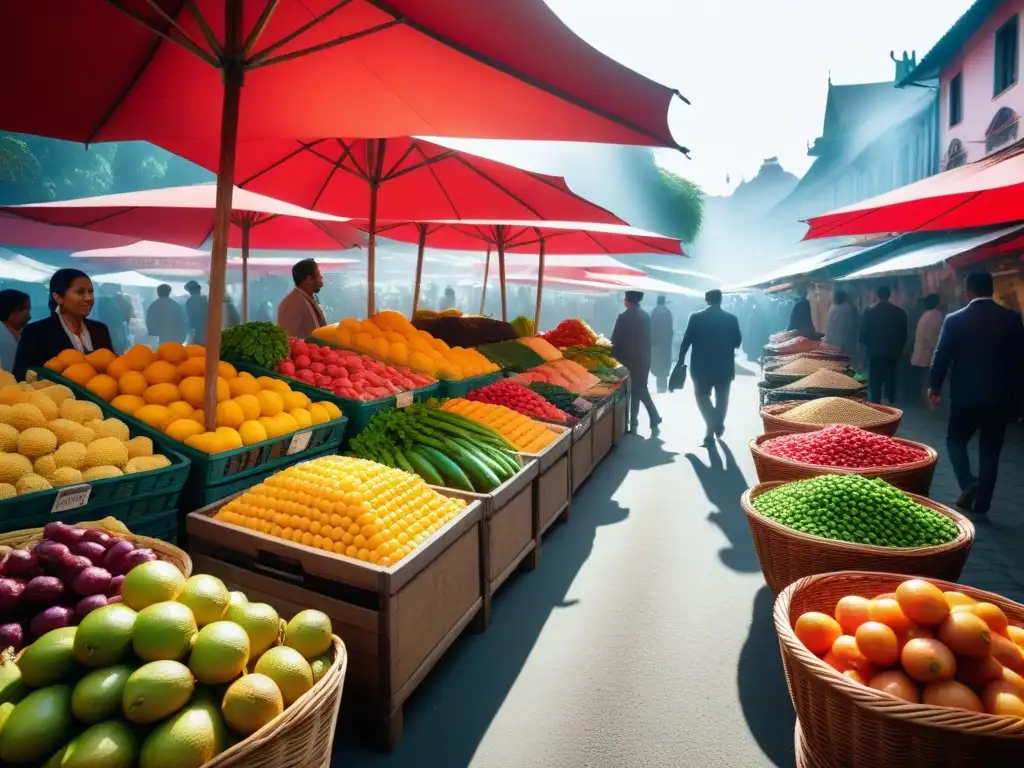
[760,426,929,468]
[42,344,342,454]
[214,455,468,566]
[560,345,620,372]
[349,405,521,493]
[793,577,1024,719]
[476,340,546,372]
[778,369,864,393]
[514,359,601,394]
[525,382,593,419]
[465,380,568,423]
[510,315,535,338]
[311,311,499,380]
[220,321,289,370]
[0,555,338,767]
[440,399,559,452]
[778,397,896,428]
[411,313,517,347]
[277,339,436,401]
[516,336,561,361]
[752,475,960,548]
[0,371,173,495]
[541,318,598,347]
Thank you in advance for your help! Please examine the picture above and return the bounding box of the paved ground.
[331,365,1024,768]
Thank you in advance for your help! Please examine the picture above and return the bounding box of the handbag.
[669,363,687,392]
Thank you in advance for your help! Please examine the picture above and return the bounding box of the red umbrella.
[803,147,1024,240]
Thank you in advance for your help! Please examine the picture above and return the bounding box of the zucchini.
[393,446,416,475]
[457,438,511,482]
[405,447,445,486]
[449,441,502,492]
[424,409,510,446]
[478,442,521,476]
[417,444,475,492]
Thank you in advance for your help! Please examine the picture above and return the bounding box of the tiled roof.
[899,0,1006,84]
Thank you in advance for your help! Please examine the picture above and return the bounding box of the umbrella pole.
[240,219,250,324]
[366,139,386,318]
[497,227,507,321]
[412,223,426,315]
[534,237,545,331]
[479,246,491,314]
[203,0,243,432]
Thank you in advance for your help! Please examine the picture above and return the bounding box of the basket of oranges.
[776,571,1024,766]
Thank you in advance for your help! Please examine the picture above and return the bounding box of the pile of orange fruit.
[214,455,467,566]
[311,310,498,380]
[795,578,1024,718]
[44,344,342,454]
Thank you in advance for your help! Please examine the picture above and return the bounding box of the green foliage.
[220,322,290,370]
[656,168,704,243]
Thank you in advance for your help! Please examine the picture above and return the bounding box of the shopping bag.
[669,363,687,392]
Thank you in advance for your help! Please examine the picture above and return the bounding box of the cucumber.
[456,438,512,482]
[405,447,445,486]
[417,445,475,492]
[424,410,511,446]
[393,447,416,475]
[377,445,397,468]
[477,442,521,476]
[449,443,501,492]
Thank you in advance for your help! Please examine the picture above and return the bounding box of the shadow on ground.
[686,441,760,573]
[738,587,796,768]
[332,434,677,766]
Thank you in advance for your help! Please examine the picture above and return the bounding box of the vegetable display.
[411,314,517,347]
[514,360,600,393]
[752,475,959,548]
[560,345,619,371]
[516,336,561,361]
[793,577,1024,720]
[441,399,559,452]
[220,321,289,370]
[541,318,598,348]
[780,398,894,428]
[349,405,521,493]
[510,315,535,338]
[465,380,568,423]
[761,426,928,468]
[278,339,435,401]
[526,382,593,419]
[476,341,546,372]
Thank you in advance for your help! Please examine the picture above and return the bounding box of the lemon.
[133,601,198,662]
[121,561,186,611]
[220,674,283,736]
[122,660,195,724]
[253,646,312,706]
[177,574,230,627]
[225,602,280,657]
[284,609,332,660]
[188,621,250,685]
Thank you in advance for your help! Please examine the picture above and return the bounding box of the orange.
[56,349,87,367]
[134,404,174,431]
[901,638,956,683]
[895,622,934,649]
[119,370,149,397]
[957,655,1004,688]
[216,377,231,402]
[794,612,842,656]
[184,344,206,358]
[239,420,268,446]
[44,358,67,373]
[257,376,290,395]
[62,362,98,386]
[229,374,261,397]
[834,595,872,635]
[123,344,157,371]
[191,409,206,425]
[144,382,180,406]
[831,634,874,673]
[177,357,207,378]
[281,391,310,411]
[971,602,1010,636]
[215,427,243,450]
[233,394,260,421]
[157,342,188,364]
[290,408,312,429]
[105,356,131,380]
[936,611,992,659]
[1008,625,1024,647]
[922,680,983,713]
[167,401,195,420]
[982,680,1024,718]
[216,400,245,430]
[110,394,146,415]
[256,390,284,417]
[309,403,330,425]
[868,670,919,702]
[143,360,181,386]
[942,591,976,609]
[991,633,1024,674]
[85,374,119,402]
[179,376,206,409]
[854,621,900,667]
[166,418,205,442]
[867,598,911,633]
[85,348,117,372]
[895,579,950,627]
[218,361,237,380]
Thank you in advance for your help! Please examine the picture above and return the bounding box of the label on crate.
[287,430,313,455]
[51,484,93,514]
[395,391,414,408]
[572,397,591,412]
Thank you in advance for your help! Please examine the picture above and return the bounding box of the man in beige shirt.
[277,258,327,340]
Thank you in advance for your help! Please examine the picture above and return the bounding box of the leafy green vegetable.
[220,321,289,369]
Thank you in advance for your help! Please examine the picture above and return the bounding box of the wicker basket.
[749,433,937,495]
[775,572,1024,766]
[761,401,902,437]
[742,482,974,594]
[0,519,192,577]
[205,636,348,768]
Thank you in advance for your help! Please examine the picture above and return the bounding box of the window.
[949,73,963,126]
[995,15,1019,95]
[945,139,967,170]
[986,107,1019,152]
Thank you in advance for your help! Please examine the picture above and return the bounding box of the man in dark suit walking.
[612,290,662,433]
[929,272,1024,516]
[675,290,742,446]
[860,285,908,404]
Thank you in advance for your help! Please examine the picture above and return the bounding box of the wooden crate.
[433,459,539,631]
[570,413,594,492]
[612,377,629,445]
[186,499,483,753]
[517,425,572,538]
[591,399,614,465]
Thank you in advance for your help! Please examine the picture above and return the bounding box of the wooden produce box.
[432,459,539,631]
[612,377,629,445]
[570,413,593,492]
[517,425,572,538]
[186,500,483,753]
[591,398,615,466]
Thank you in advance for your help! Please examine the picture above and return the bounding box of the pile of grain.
[773,356,848,376]
[780,397,892,427]
[779,369,863,392]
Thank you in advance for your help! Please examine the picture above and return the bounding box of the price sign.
[395,391,414,408]
[51,484,93,514]
[572,397,591,412]
[287,430,313,455]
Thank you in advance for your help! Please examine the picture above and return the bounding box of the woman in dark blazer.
[12,268,114,381]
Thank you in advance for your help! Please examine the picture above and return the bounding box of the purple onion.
[0,622,24,651]
[42,522,68,541]
[105,594,122,605]
[4,549,37,577]
[23,575,64,607]
[101,540,135,572]
[72,566,112,596]
[74,594,109,620]
[115,548,157,575]
[0,577,25,612]
[29,605,74,639]
[81,530,113,548]
[57,554,93,582]
[107,574,124,596]
[71,541,106,563]
[34,541,70,569]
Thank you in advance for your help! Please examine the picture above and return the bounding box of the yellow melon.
[18,427,58,458]
[0,483,16,499]
[0,387,31,406]
[16,473,52,495]
[0,454,32,485]
[8,403,47,431]
[125,436,154,459]
[125,455,172,473]
[82,466,123,481]
[39,385,75,407]
[50,467,84,486]
[53,442,88,470]
[33,454,57,480]
[60,399,103,425]
[89,418,130,442]
[84,436,129,469]
[28,392,60,420]
[0,423,18,451]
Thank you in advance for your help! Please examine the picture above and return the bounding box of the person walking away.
[184,281,209,345]
[0,290,31,372]
[277,258,327,339]
[612,290,661,433]
[787,285,815,335]
[910,293,943,404]
[929,272,1024,516]
[675,290,742,446]
[650,295,674,393]
[859,285,908,404]
[825,290,858,358]
[146,284,187,345]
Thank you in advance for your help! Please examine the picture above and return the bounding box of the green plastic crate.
[437,371,500,398]
[121,507,182,544]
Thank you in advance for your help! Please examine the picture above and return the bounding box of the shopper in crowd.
[929,272,1024,516]
[787,285,815,335]
[277,258,326,340]
[650,295,674,393]
[0,289,30,373]
[910,293,943,403]
[184,280,209,345]
[94,283,133,355]
[612,290,661,433]
[441,285,457,311]
[146,284,187,345]
[675,289,742,446]
[824,290,858,358]
[13,269,113,381]
[859,285,908,405]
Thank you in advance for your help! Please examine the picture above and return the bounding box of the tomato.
[901,638,957,683]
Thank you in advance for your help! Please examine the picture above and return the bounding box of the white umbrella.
[0,248,56,283]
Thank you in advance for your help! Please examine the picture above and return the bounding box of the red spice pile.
[762,425,928,468]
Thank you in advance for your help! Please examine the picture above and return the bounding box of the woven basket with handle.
[205,636,347,768]
[742,482,973,594]
[0,519,191,577]
[761,401,902,437]
[749,433,937,495]
[775,571,1024,766]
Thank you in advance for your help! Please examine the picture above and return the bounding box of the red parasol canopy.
[803,147,1024,240]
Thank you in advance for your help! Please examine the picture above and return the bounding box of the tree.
[0,134,41,185]
[656,167,704,243]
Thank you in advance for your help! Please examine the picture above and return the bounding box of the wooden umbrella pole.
[366,139,386,318]
[533,235,545,331]
[240,218,250,323]
[411,223,426,315]
[497,227,507,321]
[203,0,243,432]
[479,245,491,314]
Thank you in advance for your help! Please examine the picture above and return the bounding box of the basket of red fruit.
[750,425,938,495]
[466,379,570,424]
[776,572,1024,767]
